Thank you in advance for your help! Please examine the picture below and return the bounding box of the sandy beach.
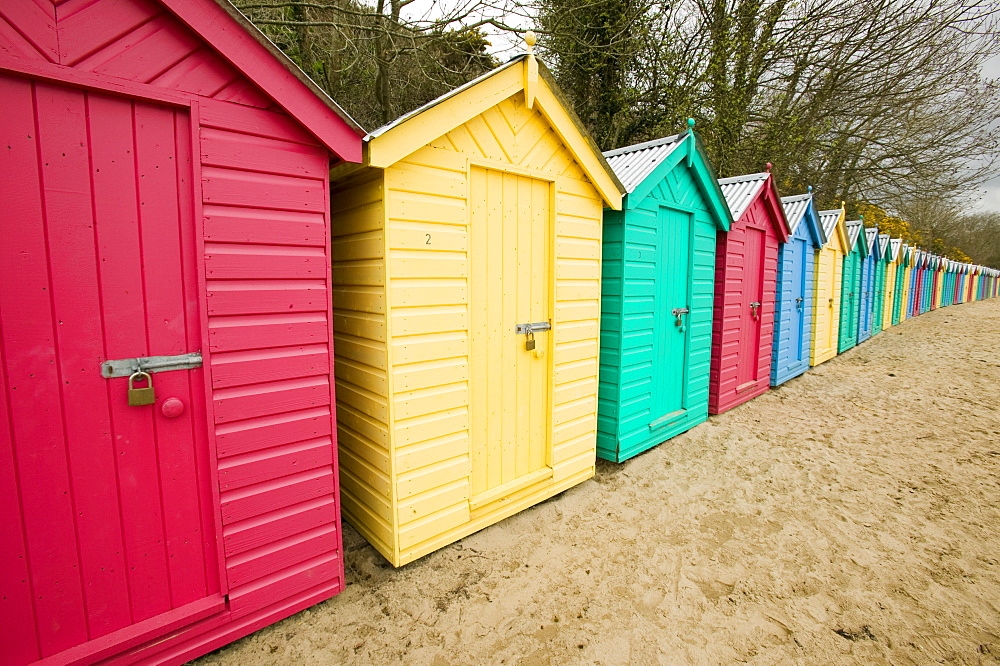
[195,298,1000,665]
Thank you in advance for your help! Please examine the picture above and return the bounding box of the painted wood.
[0,0,357,663]
[810,207,847,366]
[837,220,866,352]
[856,228,878,343]
[772,194,824,385]
[597,131,732,462]
[330,54,623,567]
[871,235,889,332]
[710,173,791,414]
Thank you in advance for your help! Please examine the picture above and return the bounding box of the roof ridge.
[603,132,685,158]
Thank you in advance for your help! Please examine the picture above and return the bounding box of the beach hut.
[328,43,624,566]
[0,1,363,663]
[811,206,849,366]
[771,191,825,385]
[838,220,867,352]
[931,256,944,310]
[856,228,880,344]
[710,169,791,414]
[883,238,902,328]
[871,233,890,332]
[892,242,909,326]
[922,254,935,314]
[597,124,732,462]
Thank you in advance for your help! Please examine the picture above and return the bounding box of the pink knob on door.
[161,397,185,418]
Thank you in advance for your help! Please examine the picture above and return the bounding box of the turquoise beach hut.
[771,190,825,385]
[838,220,867,352]
[597,122,733,462]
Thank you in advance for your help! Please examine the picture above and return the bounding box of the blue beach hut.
[771,190,825,385]
[857,228,880,343]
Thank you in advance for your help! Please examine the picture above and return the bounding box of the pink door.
[737,226,766,389]
[0,75,224,665]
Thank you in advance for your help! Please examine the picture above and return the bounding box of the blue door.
[788,238,808,372]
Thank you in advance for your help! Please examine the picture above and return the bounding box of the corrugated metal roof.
[890,238,903,261]
[878,234,890,257]
[717,172,769,221]
[846,220,863,249]
[865,228,878,254]
[818,209,841,239]
[779,193,811,235]
[603,133,686,194]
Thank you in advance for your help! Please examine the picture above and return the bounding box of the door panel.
[791,239,807,364]
[654,206,692,419]
[0,75,220,663]
[826,249,838,351]
[737,226,766,387]
[469,168,551,500]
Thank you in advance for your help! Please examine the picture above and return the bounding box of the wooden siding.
[0,0,275,109]
[598,159,720,462]
[331,91,605,566]
[810,233,844,366]
[710,197,781,414]
[0,1,349,662]
[771,222,815,385]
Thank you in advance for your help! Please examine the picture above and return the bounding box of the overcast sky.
[975,53,1000,214]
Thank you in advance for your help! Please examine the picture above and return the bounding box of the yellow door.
[469,167,552,509]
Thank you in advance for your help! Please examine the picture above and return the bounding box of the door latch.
[515,321,551,356]
[671,307,689,327]
[749,301,761,319]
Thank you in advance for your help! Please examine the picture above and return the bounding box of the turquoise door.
[651,205,692,427]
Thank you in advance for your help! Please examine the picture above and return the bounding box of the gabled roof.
[890,238,903,262]
[717,171,791,241]
[604,133,685,193]
[878,234,891,260]
[602,127,733,229]
[187,0,363,159]
[364,53,624,208]
[718,173,769,221]
[780,192,825,247]
[818,206,850,253]
[845,220,868,257]
[864,228,880,261]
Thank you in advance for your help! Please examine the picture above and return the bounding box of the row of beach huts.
[1,3,997,664]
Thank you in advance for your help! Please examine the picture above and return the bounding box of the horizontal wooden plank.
[221,468,334,524]
[211,345,330,388]
[203,205,326,246]
[213,376,331,423]
[201,127,327,178]
[218,438,334,491]
[215,407,332,458]
[205,244,328,280]
[200,98,318,146]
[225,525,339,589]
[209,313,329,352]
[202,166,325,212]
[207,281,328,316]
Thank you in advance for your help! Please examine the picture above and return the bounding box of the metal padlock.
[127,371,156,406]
[525,331,536,351]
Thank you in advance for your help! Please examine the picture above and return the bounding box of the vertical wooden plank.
[529,178,547,473]
[133,101,209,608]
[500,172,517,485]
[0,73,43,666]
[41,85,136,641]
[485,169,502,491]
[2,77,90,657]
[89,93,173,623]
[469,168,486,497]
[514,175,530,480]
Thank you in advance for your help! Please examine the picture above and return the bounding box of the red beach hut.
[710,168,791,414]
[0,1,362,663]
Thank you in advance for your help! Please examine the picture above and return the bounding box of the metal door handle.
[749,302,761,318]
[671,307,689,326]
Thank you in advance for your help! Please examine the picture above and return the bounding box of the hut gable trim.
[781,193,825,247]
[818,207,850,253]
[0,0,362,161]
[890,238,903,262]
[845,220,869,257]
[166,0,363,158]
[878,233,891,260]
[364,55,624,208]
[603,131,733,229]
[718,172,791,242]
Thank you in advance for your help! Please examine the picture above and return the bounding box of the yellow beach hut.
[811,204,849,366]
[328,41,624,566]
[882,238,902,329]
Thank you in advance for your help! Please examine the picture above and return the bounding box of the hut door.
[789,239,809,370]
[737,226,766,389]
[469,168,552,508]
[652,206,692,422]
[0,77,223,664]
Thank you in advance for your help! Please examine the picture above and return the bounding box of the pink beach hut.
[0,1,362,663]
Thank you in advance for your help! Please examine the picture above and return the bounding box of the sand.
[195,298,1000,665]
